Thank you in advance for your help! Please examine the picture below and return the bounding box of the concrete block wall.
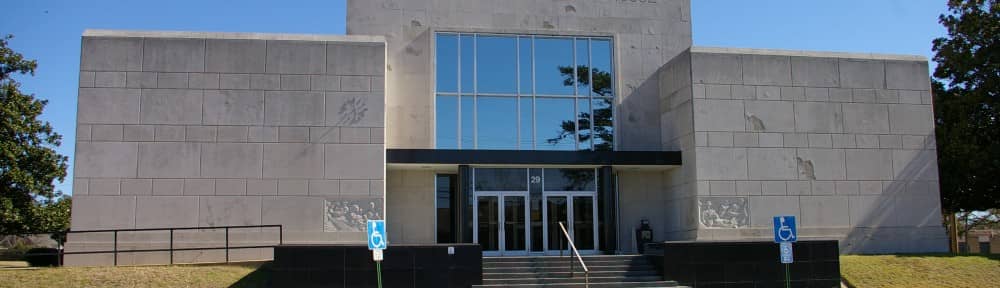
[69,30,386,266]
[678,47,947,253]
[347,0,692,151]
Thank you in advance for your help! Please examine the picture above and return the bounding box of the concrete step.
[483,259,651,268]
[483,264,656,273]
[483,275,664,285]
[483,255,647,263]
[484,270,661,279]
[472,280,682,288]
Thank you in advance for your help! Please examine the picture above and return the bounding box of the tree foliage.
[0,35,70,235]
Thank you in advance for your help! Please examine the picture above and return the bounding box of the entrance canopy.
[386,149,682,166]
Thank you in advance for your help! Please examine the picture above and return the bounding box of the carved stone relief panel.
[324,198,384,232]
[699,197,749,228]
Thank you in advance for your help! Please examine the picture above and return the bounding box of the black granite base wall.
[271,244,481,288]
[646,241,840,288]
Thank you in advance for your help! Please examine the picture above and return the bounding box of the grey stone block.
[846,149,894,180]
[804,88,830,101]
[76,125,92,141]
[894,196,942,227]
[852,89,876,103]
[340,127,371,144]
[278,127,310,142]
[278,180,308,195]
[831,134,856,149]
[706,132,733,147]
[892,150,939,181]
[899,90,923,104]
[791,57,839,87]
[885,61,930,90]
[123,125,154,141]
[370,180,384,197]
[140,89,203,125]
[81,37,142,71]
[188,73,220,89]
[859,181,883,195]
[203,90,264,125]
[742,54,792,86]
[744,101,794,133]
[877,90,899,104]
[138,143,200,178]
[186,126,217,142]
[856,134,879,149]
[184,179,215,196]
[308,180,340,196]
[201,143,263,178]
[88,179,120,195]
[705,84,731,99]
[266,41,326,74]
[736,181,761,195]
[280,75,311,90]
[835,181,860,195]
[747,148,797,180]
[879,135,902,149]
[762,181,787,195]
[850,196,896,227]
[787,181,811,195]
[691,53,742,84]
[156,73,188,88]
[125,72,156,88]
[341,76,371,92]
[248,127,278,142]
[91,125,123,141]
[839,59,885,89]
[80,71,96,87]
[142,38,206,72]
[780,87,805,101]
[152,179,184,196]
[889,104,934,134]
[78,88,140,124]
[310,127,340,143]
[842,103,889,134]
[829,88,853,102]
[206,39,266,73]
[748,196,800,227]
[154,125,185,142]
[694,99,745,132]
[327,43,385,76]
[733,132,759,147]
[73,179,88,195]
[121,179,152,195]
[263,144,325,179]
[754,86,781,100]
[250,74,280,90]
[217,126,249,142]
[76,142,138,178]
[327,92,384,127]
[311,75,340,91]
[797,148,847,181]
[371,127,385,144]
[800,196,849,227]
[199,197,262,227]
[695,147,748,180]
[759,133,783,147]
[220,74,251,89]
[807,134,833,148]
[816,181,838,195]
[95,72,126,87]
[216,179,247,196]
[247,179,278,195]
[341,180,371,196]
[793,102,843,133]
[265,91,326,126]
[262,197,324,231]
[731,85,755,99]
[135,196,199,229]
[70,196,136,230]
[325,144,384,179]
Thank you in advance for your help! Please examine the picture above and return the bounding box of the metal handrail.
[557,222,589,287]
[25,225,283,266]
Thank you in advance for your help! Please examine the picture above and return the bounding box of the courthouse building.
[68,0,947,265]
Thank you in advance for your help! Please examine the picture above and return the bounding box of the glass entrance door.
[543,194,597,254]
[475,192,528,256]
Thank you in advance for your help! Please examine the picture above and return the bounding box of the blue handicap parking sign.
[773,216,797,243]
[367,220,386,250]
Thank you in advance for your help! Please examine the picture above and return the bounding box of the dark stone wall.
[271,244,481,288]
[647,240,840,288]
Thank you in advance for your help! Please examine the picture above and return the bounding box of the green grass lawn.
[841,254,1000,288]
[0,262,268,288]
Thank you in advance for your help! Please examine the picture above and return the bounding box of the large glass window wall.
[436,33,615,151]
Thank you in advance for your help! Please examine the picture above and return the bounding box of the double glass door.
[475,192,528,256]
[544,194,596,254]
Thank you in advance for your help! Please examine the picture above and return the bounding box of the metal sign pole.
[785,262,790,288]
[377,260,383,288]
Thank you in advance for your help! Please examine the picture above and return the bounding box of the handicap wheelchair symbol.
[773,216,797,243]
[367,220,386,250]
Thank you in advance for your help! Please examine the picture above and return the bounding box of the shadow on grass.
[229,263,272,288]
[872,253,1000,260]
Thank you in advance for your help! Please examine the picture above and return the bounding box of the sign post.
[367,220,386,288]
[773,216,797,288]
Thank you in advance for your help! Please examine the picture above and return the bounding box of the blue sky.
[2,0,948,196]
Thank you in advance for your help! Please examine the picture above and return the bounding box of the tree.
[547,65,614,151]
[0,35,70,236]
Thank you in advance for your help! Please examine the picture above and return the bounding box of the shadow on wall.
[842,136,947,253]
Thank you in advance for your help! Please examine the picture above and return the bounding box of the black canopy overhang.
[386,149,681,166]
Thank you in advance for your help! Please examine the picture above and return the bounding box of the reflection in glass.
[478,196,499,251]
[590,39,614,97]
[592,98,614,150]
[474,168,528,191]
[519,97,534,149]
[477,96,517,150]
[575,39,590,96]
[544,168,596,191]
[504,196,526,251]
[546,196,568,251]
[518,37,532,95]
[436,174,455,243]
[436,34,458,93]
[536,98,576,150]
[460,35,475,93]
[577,99,591,150]
[477,36,517,94]
[461,95,474,149]
[436,95,457,149]
[572,196,595,250]
[534,38,574,95]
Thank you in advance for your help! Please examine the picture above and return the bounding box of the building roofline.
[691,46,927,62]
[83,29,385,43]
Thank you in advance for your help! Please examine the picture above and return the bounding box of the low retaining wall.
[646,240,840,288]
[271,244,481,288]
